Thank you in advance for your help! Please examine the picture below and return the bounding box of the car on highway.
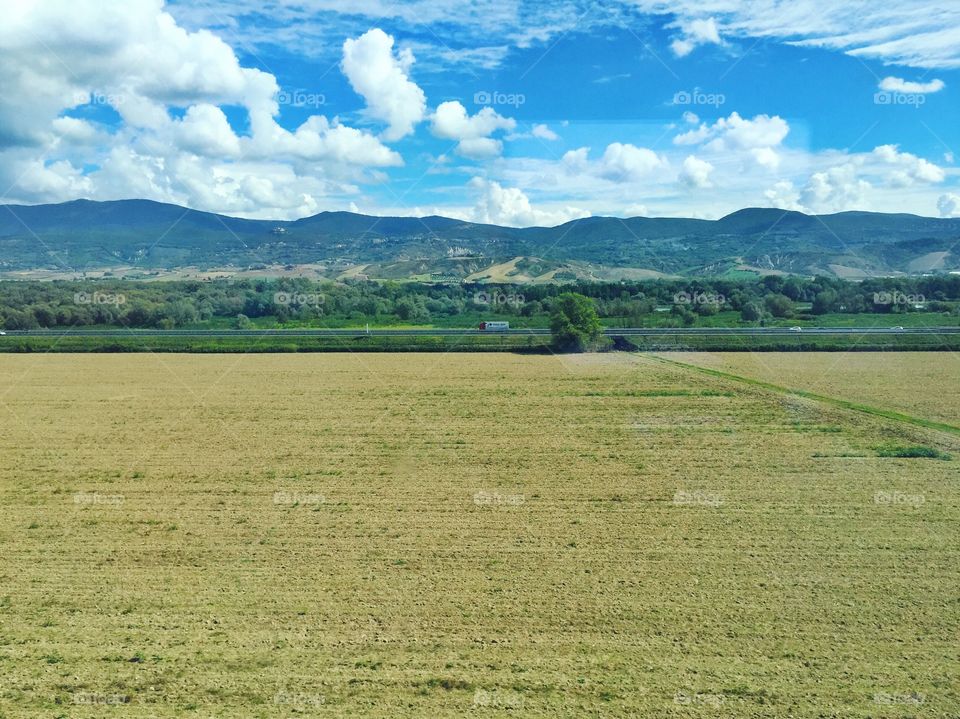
[0,330,6,335]
[891,326,905,331]
[789,326,803,332]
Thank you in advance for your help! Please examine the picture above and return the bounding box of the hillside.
[2,199,960,281]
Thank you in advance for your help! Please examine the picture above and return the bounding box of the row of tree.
[1,274,958,330]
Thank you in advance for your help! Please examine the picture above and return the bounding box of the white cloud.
[633,1,960,69]
[456,137,504,159]
[596,143,668,182]
[762,145,945,215]
[467,177,590,227]
[50,117,100,146]
[879,76,945,94]
[764,180,803,211]
[750,147,781,170]
[680,155,714,188]
[0,3,405,219]
[476,136,953,220]
[174,104,241,157]
[675,112,789,151]
[430,101,516,158]
[3,1,957,224]
[801,163,872,213]
[670,17,722,57]
[673,112,789,170]
[624,203,649,217]
[173,1,960,73]
[531,124,560,141]
[341,28,427,141]
[938,194,960,218]
[270,116,402,166]
[872,144,945,185]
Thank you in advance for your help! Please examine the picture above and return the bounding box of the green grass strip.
[647,354,960,437]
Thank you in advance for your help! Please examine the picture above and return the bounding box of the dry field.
[665,351,960,427]
[0,353,958,718]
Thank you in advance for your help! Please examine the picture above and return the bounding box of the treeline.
[1,274,960,330]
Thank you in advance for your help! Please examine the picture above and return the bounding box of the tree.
[811,290,837,315]
[550,293,603,352]
[740,302,765,322]
[694,301,719,317]
[670,304,696,326]
[764,293,794,318]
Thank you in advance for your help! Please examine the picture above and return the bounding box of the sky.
[1,0,960,225]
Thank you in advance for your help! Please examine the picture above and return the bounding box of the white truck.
[479,321,510,332]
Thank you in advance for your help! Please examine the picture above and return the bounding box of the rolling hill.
[2,199,960,281]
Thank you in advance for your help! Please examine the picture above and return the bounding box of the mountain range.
[2,199,960,282]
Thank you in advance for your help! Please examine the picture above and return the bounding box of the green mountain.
[2,199,960,281]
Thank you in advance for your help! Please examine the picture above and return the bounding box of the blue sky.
[2,1,959,224]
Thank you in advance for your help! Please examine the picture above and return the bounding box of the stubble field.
[665,351,960,427]
[0,353,958,717]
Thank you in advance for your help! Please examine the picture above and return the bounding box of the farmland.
[666,351,960,427]
[1,353,958,717]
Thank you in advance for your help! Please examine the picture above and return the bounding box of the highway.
[2,327,959,338]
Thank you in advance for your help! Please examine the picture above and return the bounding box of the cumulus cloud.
[430,101,516,158]
[468,177,590,227]
[595,143,668,182]
[872,144,945,185]
[761,145,945,215]
[800,164,871,213]
[174,104,241,157]
[674,111,789,170]
[670,17,722,57]
[0,2,405,219]
[559,143,668,183]
[455,137,503,159]
[763,180,803,212]
[50,117,101,146]
[676,112,789,151]
[531,124,560,141]
[680,155,714,188]
[341,28,427,141]
[938,194,960,218]
[879,76,945,94]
